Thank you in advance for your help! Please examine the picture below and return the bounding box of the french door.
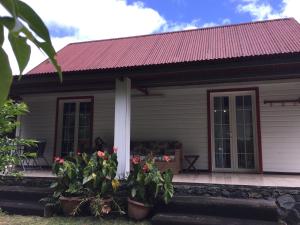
[210,91,258,172]
[56,98,93,157]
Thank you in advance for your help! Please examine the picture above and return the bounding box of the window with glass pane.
[236,95,255,169]
[78,102,92,153]
[61,103,76,157]
[214,96,231,168]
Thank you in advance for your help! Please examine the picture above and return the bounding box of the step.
[0,185,52,202]
[156,196,278,221]
[0,175,55,187]
[152,213,279,225]
[0,199,44,216]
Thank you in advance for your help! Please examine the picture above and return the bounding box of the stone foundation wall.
[174,184,300,225]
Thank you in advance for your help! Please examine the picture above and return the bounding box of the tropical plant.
[82,148,119,198]
[51,154,87,198]
[51,148,122,216]
[127,154,174,206]
[0,99,35,174]
[0,0,62,107]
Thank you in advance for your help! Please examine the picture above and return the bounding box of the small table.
[184,155,199,172]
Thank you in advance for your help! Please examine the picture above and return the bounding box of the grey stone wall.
[174,184,300,225]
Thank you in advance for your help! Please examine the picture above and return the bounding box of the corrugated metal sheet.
[28,18,300,75]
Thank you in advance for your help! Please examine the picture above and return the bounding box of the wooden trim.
[207,91,212,172]
[10,55,300,96]
[263,171,300,175]
[255,88,263,173]
[206,87,263,173]
[53,96,94,160]
[53,97,59,160]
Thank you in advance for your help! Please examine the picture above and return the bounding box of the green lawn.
[0,214,150,225]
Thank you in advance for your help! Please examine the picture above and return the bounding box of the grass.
[0,213,150,225]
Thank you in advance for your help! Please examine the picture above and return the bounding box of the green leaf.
[8,32,31,74]
[38,41,62,81]
[0,47,12,106]
[12,0,51,42]
[83,174,93,184]
[0,25,4,46]
[131,188,136,198]
[0,16,15,30]
[50,182,58,189]
[0,0,17,18]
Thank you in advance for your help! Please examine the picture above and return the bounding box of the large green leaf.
[39,41,62,81]
[0,25,4,46]
[1,0,50,42]
[0,0,17,18]
[0,47,12,106]
[0,16,15,30]
[8,32,31,74]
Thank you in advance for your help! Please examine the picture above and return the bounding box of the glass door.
[57,98,93,157]
[213,96,232,170]
[235,95,256,170]
[211,91,257,172]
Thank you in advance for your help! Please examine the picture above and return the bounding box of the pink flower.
[77,152,81,156]
[132,156,140,165]
[143,164,149,173]
[59,158,64,164]
[113,146,118,153]
[54,157,60,162]
[163,155,171,162]
[97,151,105,158]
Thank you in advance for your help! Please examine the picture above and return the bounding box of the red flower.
[97,151,105,158]
[143,164,149,173]
[163,155,171,162]
[54,157,60,162]
[59,158,64,164]
[113,146,118,153]
[132,156,140,165]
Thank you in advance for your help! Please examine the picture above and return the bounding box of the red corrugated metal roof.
[28,18,300,75]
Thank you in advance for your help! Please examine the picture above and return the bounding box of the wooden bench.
[130,141,182,174]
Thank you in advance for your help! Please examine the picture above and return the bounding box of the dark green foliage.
[0,99,35,173]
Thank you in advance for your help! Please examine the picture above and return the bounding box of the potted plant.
[82,147,121,216]
[126,154,174,220]
[52,154,86,216]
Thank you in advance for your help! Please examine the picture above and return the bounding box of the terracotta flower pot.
[127,198,152,220]
[59,196,83,216]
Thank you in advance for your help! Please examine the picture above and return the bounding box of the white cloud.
[3,0,167,74]
[1,0,232,74]
[237,0,300,22]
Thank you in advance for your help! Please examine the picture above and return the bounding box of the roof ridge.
[66,18,295,46]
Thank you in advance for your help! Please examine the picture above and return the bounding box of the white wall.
[20,79,300,172]
[259,82,300,173]
[131,88,207,170]
[20,91,115,165]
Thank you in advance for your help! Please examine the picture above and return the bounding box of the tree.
[0,0,61,106]
[0,99,35,174]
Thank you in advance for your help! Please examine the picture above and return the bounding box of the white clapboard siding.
[259,81,300,173]
[131,88,207,170]
[19,79,300,172]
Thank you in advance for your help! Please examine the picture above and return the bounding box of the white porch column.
[114,77,131,177]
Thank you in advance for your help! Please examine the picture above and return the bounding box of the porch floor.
[173,172,300,188]
[21,170,300,188]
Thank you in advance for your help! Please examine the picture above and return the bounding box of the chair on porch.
[23,140,49,168]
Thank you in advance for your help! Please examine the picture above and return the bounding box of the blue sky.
[126,0,285,30]
[1,0,299,73]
